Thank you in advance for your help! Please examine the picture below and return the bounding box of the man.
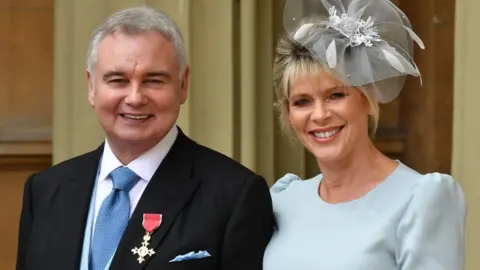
[16,6,273,270]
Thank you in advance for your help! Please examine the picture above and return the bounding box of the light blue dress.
[263,162,466,270]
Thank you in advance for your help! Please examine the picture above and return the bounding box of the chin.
[112,131,152,145]
[313,152,344,164]
[309,145,346,164]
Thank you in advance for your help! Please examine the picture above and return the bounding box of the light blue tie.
[90,166,140,270]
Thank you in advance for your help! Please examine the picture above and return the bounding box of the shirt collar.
[97,125,179,183]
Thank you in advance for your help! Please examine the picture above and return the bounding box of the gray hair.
[86,6,188,80]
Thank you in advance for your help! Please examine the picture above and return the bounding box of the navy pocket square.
[169,250,211,262]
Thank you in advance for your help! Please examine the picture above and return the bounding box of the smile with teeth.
[312,127,343,139]
[121,114,151,120]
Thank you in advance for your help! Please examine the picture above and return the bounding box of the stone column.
[452,0,480,268]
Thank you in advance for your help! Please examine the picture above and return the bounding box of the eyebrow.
[102,70,172,81]
[291,85,345,96]
[102,71,125,81]
[145,71,172,80]
[323,85,347,92]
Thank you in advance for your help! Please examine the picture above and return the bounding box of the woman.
[263,0,466,269]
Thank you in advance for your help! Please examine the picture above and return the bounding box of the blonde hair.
[273,36,380,137]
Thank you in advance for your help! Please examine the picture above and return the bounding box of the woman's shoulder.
[269,173,320,214]
[270,173,302,193]
[414,171,464,202]
[270,173,320,196]
[396,163,465,208]
[397,163,461,191]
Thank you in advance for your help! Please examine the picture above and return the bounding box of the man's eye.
[144,79,164,84]
[108,79,128,84]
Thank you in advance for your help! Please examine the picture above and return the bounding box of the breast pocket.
[166,257,216,270]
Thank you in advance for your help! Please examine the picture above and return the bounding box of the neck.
[107,139,159,165]
[317,139,397,203]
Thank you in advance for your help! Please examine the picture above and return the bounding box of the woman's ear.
[367,103,375,116]
[362,93,376,116]
[284,102,291,122]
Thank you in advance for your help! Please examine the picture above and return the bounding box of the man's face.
[87,31,188,149]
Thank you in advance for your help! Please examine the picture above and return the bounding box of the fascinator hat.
[284,0,425,103]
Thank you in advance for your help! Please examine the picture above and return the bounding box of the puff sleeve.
[396,173,466,270]
[270,173,301,194]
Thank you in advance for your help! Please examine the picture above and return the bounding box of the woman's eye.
[293,99,310,106]
[329,92,346,100]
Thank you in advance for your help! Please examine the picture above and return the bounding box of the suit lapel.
[53,145,103,269]
[110,131,201,270]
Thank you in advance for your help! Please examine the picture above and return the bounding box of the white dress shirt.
[92,125,178,233]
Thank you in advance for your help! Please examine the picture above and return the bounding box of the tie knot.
[109,166,140,191]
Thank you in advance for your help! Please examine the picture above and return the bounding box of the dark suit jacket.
[16,129,274,270]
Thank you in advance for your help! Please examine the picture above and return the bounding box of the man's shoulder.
[193,142,257,180]
[32,148,101,184]
[190,141,270,205]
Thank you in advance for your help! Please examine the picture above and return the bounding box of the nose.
[124,84,147,107]
[311,100,331,123]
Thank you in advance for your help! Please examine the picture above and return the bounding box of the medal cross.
[131,233,155,264]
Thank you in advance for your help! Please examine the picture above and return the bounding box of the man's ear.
[180,66,190,104]
[87,70,95,107]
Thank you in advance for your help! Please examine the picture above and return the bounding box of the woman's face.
[287,69,372,164]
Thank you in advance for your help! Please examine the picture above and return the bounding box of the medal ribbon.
[142,213,162,233]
